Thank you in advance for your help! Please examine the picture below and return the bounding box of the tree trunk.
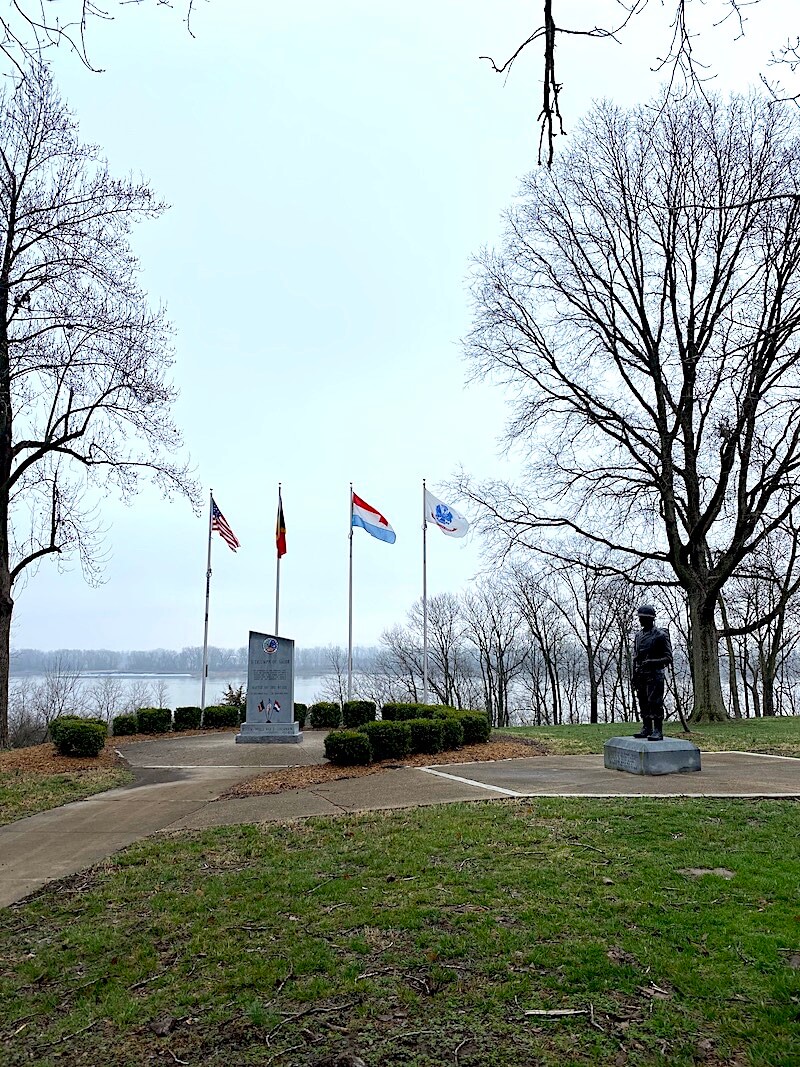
[687,596,727,722]
[0,586,9,748]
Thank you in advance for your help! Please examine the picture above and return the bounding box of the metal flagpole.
[347,482,354,702]
[275,482,281,636]
[201,489,213,712]
[422,478,429,705]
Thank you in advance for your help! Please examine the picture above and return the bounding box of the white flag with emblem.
[424,489,469,538]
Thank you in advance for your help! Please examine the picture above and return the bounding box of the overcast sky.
[9,0,781,654]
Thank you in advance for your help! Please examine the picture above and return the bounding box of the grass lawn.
[0,766,133,826]
[1,798,798,1066]
[499,717,800,757]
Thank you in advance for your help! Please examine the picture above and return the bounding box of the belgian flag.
[276,490,287,558]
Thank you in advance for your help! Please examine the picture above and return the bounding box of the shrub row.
[307,701,471,729]
[111,702,309,736]
[324,708,490,765]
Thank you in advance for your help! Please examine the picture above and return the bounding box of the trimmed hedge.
[438,715,464,750]
[342,699,376,729]
[50,716,107,757]
[358,720,411,761]
[324,729,372,766]
[136,707,172,734]
[111,713,138,737]
[457,711,491,744]
[381,702,438,722]
[407,717,445,754]
[174,706,202,731]
[202,705,240,729]
[294,703,308,729]
[308,702,342,729]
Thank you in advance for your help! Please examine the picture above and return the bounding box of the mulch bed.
[220,738,545,798]
[0,743,126,775]
[2,731,546,788]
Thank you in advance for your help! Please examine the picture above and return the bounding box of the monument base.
[236,722,304,744]
[604,736,701,775]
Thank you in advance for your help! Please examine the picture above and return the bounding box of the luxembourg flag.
[351,490,396,544]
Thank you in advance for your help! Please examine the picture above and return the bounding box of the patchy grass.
[500,717,800,757]
[0,767,133,826]
[1,798,798,1066]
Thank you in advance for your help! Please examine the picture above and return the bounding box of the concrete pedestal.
[604,736,701,775]
[235,722,303,744]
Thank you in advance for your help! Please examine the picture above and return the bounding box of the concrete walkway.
[2,733,799,908]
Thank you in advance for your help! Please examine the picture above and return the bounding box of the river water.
[9,672,330,710]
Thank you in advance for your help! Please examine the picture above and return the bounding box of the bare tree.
[723,524,800,716]
[461,91,800,722]
[0,1,194,75]
[316,645,348,708]
[0,65,196,747]
[481,2,797,165]
[84,674,125,723]
[462,577,526,727]
[121,679,154,715]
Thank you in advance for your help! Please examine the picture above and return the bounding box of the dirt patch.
[221,739,542,798]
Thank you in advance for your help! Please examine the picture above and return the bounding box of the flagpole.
[275,483,281,636]
[347,483,354,702]
[422,479,429,706]
[201,489,213,712]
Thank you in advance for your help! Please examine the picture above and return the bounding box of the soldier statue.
[631,604,673,741]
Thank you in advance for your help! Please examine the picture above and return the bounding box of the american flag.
[211,497,240,552]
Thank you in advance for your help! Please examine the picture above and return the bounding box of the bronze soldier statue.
[631,604,673,741]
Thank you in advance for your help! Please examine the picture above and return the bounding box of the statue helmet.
[637,604,657,619]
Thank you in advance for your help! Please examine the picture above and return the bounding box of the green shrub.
[112,713,138,737]
[407,717,445,755]
[324,729,372,765]
[294,703,308,729]
[136,707,172,734]
[358,720,412,761]
[174,706,202,731]
[438,715,464,750]
[458,710,491,744]
[381,702,437,722]
[308,701,342,729]
[343,699,376,728]
[50,716,108,757]
[202,705,241,729]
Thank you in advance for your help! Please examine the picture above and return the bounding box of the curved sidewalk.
[2,734,799,908]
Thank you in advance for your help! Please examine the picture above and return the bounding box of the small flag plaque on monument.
[235,631,302,744]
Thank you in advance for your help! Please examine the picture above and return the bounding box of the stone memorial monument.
[236,631,303,744]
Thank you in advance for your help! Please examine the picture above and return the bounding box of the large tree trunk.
[0,588,9,748]
[688,595,727,722]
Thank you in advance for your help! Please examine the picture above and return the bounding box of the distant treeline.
[10,645,381,674]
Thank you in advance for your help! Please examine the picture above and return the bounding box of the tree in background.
[0,66,195,746]
[461,91,800,721]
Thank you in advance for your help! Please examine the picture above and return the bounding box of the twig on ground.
[454,1036,472,1063]
[269,1001,356,1040]
[266,1042,306,1064]
[589,1003,605,1032]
